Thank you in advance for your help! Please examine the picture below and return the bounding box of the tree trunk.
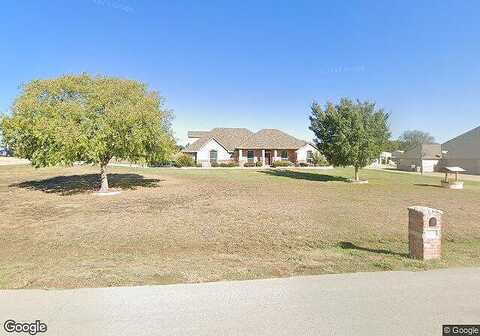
[354,166,359,181]
[99,163,109,193]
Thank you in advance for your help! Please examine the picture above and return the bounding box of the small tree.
[309,98,390,181]
[312,152,328,166]
[398,130,435,150]
[1,74,175,193]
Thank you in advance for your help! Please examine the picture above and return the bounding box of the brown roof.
[187,131,209,138]
[401,144,442,159]
[238,129,306,149]
[183,128,254,152]
[183,128,307,152]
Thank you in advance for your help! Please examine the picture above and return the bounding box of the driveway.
[0,268,479,336]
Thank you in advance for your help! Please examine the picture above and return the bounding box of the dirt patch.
[1,165,479,288]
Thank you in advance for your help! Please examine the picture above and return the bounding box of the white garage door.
[422,160,437,173]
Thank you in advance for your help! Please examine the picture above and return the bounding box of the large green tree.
[1,74,175,193]
[398,130,435,150]
[309,98,390,181]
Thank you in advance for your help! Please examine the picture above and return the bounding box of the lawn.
[1,165,480,289]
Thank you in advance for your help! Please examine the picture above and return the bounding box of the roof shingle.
[183,128,307,152]
[183,128,253,152]
[238,129,306,149]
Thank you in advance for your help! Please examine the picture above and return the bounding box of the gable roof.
[401,143,442,159]
[187,131,209,139]
[442,126,480,159]
[238,129,306,149]
[183,128,254,152]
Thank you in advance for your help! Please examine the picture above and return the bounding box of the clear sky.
[1,0,479,144]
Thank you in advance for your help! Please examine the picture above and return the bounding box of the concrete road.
[0,268,479,336]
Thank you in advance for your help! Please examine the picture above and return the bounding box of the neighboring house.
[369,151,392,167]
[441,126,480,174]
[396,144,442,173]
[391,150,404,165]
[183,128,318,167]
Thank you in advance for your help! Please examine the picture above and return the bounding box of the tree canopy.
[398,130,435,150]
[309,98,390,181]
[1,73,175,192]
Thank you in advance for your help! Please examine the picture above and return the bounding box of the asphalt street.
[0,268,479,336]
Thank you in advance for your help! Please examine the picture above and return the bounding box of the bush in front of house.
[243,162,256,167]
[298,162,311,167]
[312,152,328,166]
[272,160,290,168]
[175,153,195,167]
[255,160,263,167]
[218,162,238,167]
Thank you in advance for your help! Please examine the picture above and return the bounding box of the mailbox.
[408,206,443,260]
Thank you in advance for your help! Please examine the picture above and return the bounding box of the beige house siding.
[295,144,318,163]
[195,139,234,166]
[441,126,480,174]
[439,159,480,175]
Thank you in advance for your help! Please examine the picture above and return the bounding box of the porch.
[236,149,296,167]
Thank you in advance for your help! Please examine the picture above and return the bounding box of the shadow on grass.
[414,183,442,188]
[11,173,162,195]
[259,169,349,182]
[337,241,408,257]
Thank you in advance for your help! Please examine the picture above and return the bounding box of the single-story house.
[391,150,404,165]
[396,144,442,173]
[440,126,480,174]
[183,128,319,167]
[370,151,392,167]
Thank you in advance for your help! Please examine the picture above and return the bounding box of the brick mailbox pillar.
[408,206,443,260]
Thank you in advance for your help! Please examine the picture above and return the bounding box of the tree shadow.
[337,241,408,257]
[259,169,349,182]
[413,183,442,188]
[11,173,162,195]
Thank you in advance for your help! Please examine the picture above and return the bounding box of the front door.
[265,150,272,166]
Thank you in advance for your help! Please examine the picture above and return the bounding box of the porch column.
[273,149,277,162]
[262,149,265,166]
[238,149,243,167]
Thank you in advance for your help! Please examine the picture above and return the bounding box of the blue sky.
[1,1,479,144]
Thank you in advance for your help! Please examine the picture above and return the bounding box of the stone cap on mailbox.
[408,206,443,230]
[408,206,444,216]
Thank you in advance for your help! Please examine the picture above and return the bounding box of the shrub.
[243,162,256,167]
[218,162,238,167]
[312,152,328,166]
[211,161,218,167]
[298,162,311,167]
[255,160,263,167]
[175,154,195,167]
[272,160,290,168]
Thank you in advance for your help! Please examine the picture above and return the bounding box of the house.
[370,151,392,167]
[440,126,480,174]
[396,144,442,173]
[391,150,404,165]
[183,128,319,167]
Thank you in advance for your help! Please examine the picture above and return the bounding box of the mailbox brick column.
[408,206,443,260]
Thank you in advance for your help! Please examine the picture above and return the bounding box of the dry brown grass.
[1,165,480,289]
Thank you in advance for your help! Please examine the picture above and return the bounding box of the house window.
[209,150,218,163]
[247,150,254,163]
[280,150,288,160]
[306,150,313,163]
